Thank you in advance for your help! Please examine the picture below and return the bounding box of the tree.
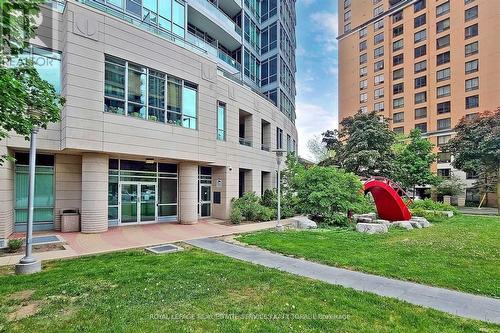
[393,129,440,193]
[435,175,465,197]
[306,135,328,163]
[0,0,64,164]
[445,109,500,212]
[321,111,396,178]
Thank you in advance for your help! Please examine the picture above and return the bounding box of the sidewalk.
[0,219,293,267]
[187,238,500,325]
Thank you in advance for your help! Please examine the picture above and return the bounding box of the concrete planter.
[61,210,80,233]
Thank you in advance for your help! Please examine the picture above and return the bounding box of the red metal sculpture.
[363,177,412,221]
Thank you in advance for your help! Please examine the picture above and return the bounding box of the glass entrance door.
[140,184,156,222]
[121,183,138,223]
[120,182,157,224]
[200,184,211,217]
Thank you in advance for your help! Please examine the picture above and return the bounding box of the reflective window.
[217,101,226,141]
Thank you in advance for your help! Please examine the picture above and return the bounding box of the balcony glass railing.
[186,32,241,71]
[44,0,66,12]
[198,0,242,37]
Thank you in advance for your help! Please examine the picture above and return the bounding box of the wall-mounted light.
[145,158,155,164]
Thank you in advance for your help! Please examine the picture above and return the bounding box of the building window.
[374,102,384,112]
[344,9,352,21]
[373,19,384,30]
[414,60,427,73]
[465,6,478,21]
[374,74,384,85]
[393,126,404,134]
[415,92,427,104]
[437,85,451,98]
[414,45,427,58]
[391,40,402,53]
[465,24,478,39]
[437,101,451,114]
[286,134,292,152]
[393,97,404,109]
[393,112,404,123]
[217,102,226,141]
[374,32,384,44]
[359,26,367,38]
[415,76,427,89]
[344,0,351,8]
[465,113,479,121]
[14,153,55,231]
[414,14,426,28]
[373,6,384,17]
[414,29,427,43]
[374,60,384,72]
[261,22,278,54]
[360,106,368,113]
[465,41,479,56]
[393,68,404,80]
[276,127,283,149]
[360,53,368,65]
[436,18,450,33]
[436,1,450,17]
[437,51,451,65]
[344,23,351,33]
[360,67,367,77]
[392,10,403,23]
[360,79,368,90]
[393,25,403,37]
[9,45,62,94]
[437,118,451,130]
[465,59,479,74]
[437,152,452,163]
[393,83,404,95]
[466,95,479,109]
[437,135,451,146]
[393,54,404,66]
[437,67,451,82]
[261,55,277,86]
[104,56,198,129]
[437,168,451,178]
[374,46,384,58]
[414,0,426,12]
[465,77,479,91]
[436,35,450,49]
[375,88,384,100]
[415,122,427,133]
[415,107,427,119]
[360,93,368,103]
[359,40,367,51]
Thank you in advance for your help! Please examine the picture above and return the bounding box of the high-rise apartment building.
[0,0,297,246]
[338,0,499,204]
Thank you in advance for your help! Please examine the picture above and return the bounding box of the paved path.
[187,238,500,324]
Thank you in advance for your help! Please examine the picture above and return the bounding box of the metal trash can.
[61,209,80,233]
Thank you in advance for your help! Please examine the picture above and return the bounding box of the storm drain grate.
[32,235,64,246]
[146,244,183,254]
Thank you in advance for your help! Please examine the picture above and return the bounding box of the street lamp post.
[15,127,42,275]
[273,149,286,232]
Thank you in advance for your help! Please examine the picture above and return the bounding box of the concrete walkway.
[0,219,294,267]
[187,238,500,325]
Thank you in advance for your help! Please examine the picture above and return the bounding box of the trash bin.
[61,209,80,233]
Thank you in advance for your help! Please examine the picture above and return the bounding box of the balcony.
[186,32,241,73]
[186,0,242,47]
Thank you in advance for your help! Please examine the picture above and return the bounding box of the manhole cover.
[146,244,183,254]
[32,235,64,245]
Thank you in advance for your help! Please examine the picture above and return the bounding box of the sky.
[295,0,339,160]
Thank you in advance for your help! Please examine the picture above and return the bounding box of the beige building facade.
[338,0,500,203]
[0,0,298,246]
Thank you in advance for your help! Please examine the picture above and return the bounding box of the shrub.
[232,192,261,221]
[260,188,277,208]
[230,207,243,225]
[410,198,459,214]
[295,166,367,226]
[8,239,23,253]
[256,205,274,222]
[411,208,447,223]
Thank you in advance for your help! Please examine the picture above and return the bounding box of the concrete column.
[0,145,14,242]
[81,153,108,233]
[179,162,198,224]
[54,154,82,231]
[212,166,238,220]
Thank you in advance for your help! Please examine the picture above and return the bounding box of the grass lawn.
[239,215,500,298]
[1,247,498,332]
